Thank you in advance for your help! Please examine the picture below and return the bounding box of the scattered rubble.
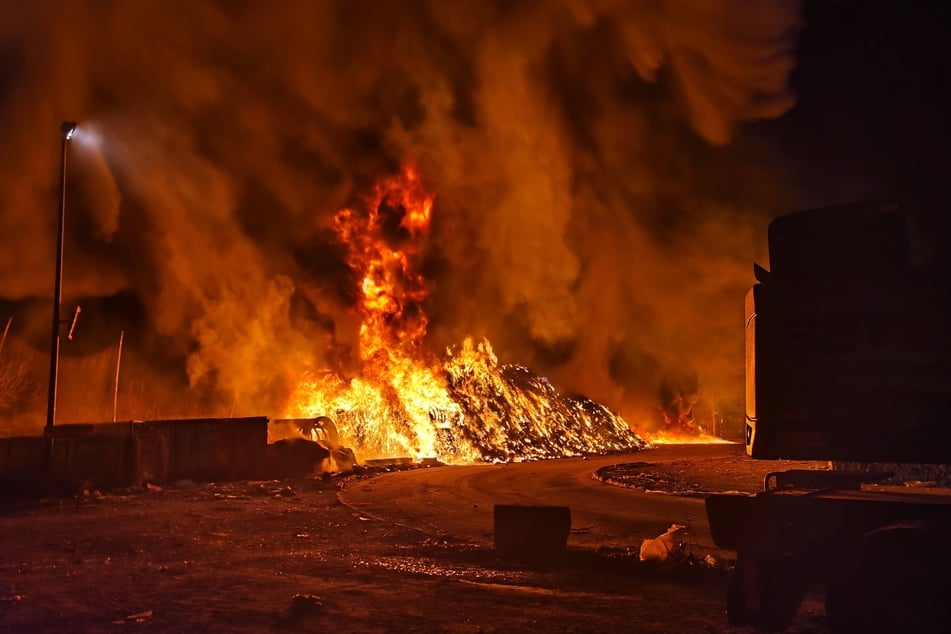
[639,524,686,562]
[113,609,153,625]
[281,594,323,625]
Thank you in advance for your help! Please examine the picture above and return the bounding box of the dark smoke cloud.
[0,0,800,428]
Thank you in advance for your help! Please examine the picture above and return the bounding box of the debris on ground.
[639,524,686,562]
[284,594,323,622]
[113,609,153,624]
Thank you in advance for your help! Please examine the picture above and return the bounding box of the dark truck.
[705,201,951,632]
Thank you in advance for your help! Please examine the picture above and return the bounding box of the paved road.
[341,443,809,558]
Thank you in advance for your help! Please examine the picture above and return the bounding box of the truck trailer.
[705,201,951,631]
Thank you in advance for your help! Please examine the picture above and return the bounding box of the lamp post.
[46,121,77,432]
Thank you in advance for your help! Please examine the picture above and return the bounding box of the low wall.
[0,416,269,496]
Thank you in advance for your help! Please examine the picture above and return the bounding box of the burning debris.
[659,373,701,431]
[289,340,646,465]
[269,416,357,474]
[444,339,646,462]
[284,167,646,464]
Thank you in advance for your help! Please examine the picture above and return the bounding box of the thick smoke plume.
[0,0,800,431]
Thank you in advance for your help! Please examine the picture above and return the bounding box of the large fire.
[283,166,647,463]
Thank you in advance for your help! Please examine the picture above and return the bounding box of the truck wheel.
[825,525,951,633]
[727,552,806,628]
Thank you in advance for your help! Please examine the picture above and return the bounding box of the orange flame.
[644,430,733,445]
[284,166,646,463]
[286,165,462,459]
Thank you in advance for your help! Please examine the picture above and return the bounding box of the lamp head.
[60,121,77,141]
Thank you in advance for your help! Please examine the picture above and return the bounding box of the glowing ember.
[444,338,645,462]
[284,166,646,463]
[644,430,734,445]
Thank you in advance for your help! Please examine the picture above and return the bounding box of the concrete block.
[494,504,571,559]
[140,417,268,482]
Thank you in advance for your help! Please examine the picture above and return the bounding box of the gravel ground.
[595,446,830,496]
[0,455,833,633]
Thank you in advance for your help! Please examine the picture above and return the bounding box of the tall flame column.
[46,121,77,431]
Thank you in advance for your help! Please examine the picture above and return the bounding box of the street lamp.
[46,121,77,431]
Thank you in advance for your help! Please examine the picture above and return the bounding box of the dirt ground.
[0,456,833,633]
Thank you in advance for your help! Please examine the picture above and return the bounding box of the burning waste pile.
[282,167,647,465]
[444,339,647,462]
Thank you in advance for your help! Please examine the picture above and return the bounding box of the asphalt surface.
[340,443,825,560]
[0,442,837,632]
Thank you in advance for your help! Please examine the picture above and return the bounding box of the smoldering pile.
[312,338,648,464]
[445,362,649,463]
[439,339,648,462]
